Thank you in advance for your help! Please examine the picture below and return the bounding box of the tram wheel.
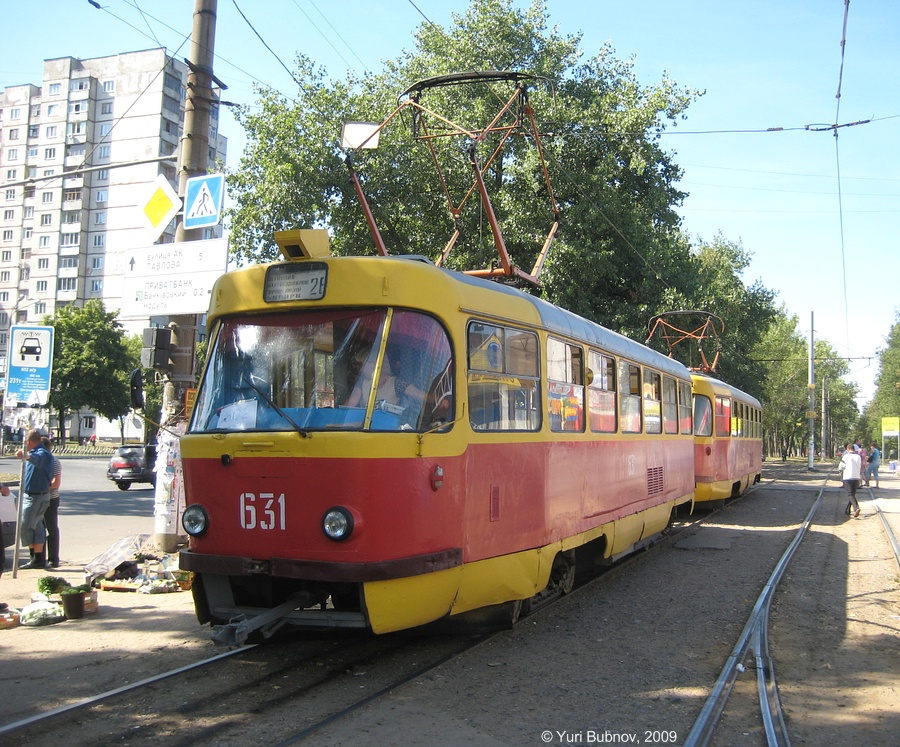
[509,598,532,627]
[552,551,576,595]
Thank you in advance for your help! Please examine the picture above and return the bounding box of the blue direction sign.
[6,325,54,406]
[183,173,225,229]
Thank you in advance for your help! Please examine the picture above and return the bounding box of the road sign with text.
[120,238,228,317]
[5,325,55,406]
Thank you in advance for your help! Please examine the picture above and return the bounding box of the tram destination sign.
[264,262,328,302]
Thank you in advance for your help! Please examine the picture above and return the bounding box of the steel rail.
[868,488,900,574]
[0,645,254,737]
[684,476,831,747]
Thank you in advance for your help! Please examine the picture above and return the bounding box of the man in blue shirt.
[865,442,881,488]
[17,429,55,570]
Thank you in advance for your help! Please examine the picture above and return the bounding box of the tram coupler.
[211,592,312,647]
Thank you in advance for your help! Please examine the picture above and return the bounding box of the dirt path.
[1,460,898,746]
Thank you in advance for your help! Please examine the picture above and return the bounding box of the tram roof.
[449,265,691,380]
[691,372,761,408]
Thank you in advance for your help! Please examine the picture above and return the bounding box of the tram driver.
[345,347,425,427]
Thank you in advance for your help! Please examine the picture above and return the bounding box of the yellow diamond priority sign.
[142,175,182,240]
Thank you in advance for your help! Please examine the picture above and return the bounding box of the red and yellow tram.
[691,373,762,504]
[178,239,699,638]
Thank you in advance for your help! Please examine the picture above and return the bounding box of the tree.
[227,0,787,424]
[751,308,858,458]
[227,0,699,292]
[861,311,900,452]
[44,300,132,443]
[678,234,776,398]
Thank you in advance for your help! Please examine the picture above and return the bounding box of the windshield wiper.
[242,373,309,438]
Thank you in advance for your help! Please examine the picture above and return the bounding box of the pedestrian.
[0,480,10,612]
[839,443,863,518]
[41,436,62,569]
[865,442,881,488]
[16,429,55,570]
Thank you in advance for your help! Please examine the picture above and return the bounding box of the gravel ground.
[1,459,898,746]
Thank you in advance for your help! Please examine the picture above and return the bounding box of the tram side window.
[662,376,678,434]
[693,394,713,437]
[468,322,540,431]
[618,361,642,433]
[678,381,693,434]
[732,402,743,438]
[715,395,731,437]
[547,338,584,432]
[587,351,616,433]
[643,370,662,434]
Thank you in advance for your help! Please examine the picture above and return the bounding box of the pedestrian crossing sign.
[184,173,225,229]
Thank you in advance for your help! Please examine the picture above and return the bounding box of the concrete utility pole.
[154,0,219,552]
[808,312,816,471]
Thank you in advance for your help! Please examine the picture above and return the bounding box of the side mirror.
[130,368,145,410]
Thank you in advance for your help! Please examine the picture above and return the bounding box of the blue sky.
[2,1,897,406]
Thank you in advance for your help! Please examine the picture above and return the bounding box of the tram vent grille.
[647,466,664,495]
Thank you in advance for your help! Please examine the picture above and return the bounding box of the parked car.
[107,444,157,490]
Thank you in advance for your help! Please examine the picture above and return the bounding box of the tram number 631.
[240,492,286,531]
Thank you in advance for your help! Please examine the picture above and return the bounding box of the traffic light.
[129,368,144,410]
[140,326,173,370]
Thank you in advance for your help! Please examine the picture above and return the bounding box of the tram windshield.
[190,309,453,433]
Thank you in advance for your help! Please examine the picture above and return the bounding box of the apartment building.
[0,48,227,440]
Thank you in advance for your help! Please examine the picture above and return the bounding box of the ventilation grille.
[490,485,501,521]
[647,466,664,496]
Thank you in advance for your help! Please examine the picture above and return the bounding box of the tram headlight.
[322,506,354,541]
[182,504,210,537]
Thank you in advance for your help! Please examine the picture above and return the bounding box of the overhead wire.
[291,0,368,73]
[17,1,194,192]
[833,0,852,358]
[231,0,303,88]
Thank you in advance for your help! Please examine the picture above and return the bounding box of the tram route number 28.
[239,492,287,531]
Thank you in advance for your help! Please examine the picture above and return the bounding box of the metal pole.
[808,312,816,471]
[153,0,218,553]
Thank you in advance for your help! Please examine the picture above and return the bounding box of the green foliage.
[37,576,70,594]
[861,311,900,448]
[751,308,858,457]
[226,0,875,453]
[226,0,700,286]
[43,301,132,436]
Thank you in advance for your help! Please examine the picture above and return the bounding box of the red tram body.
[176,72,763,640]
[178,251,702,636]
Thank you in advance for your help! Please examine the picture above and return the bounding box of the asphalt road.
[1,455,161,573]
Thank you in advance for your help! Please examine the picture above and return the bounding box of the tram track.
[682,476,827,747]
[684,471,900,747]
[1,616,500,746]
[0,496,723,746]
[5,471,876,747]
